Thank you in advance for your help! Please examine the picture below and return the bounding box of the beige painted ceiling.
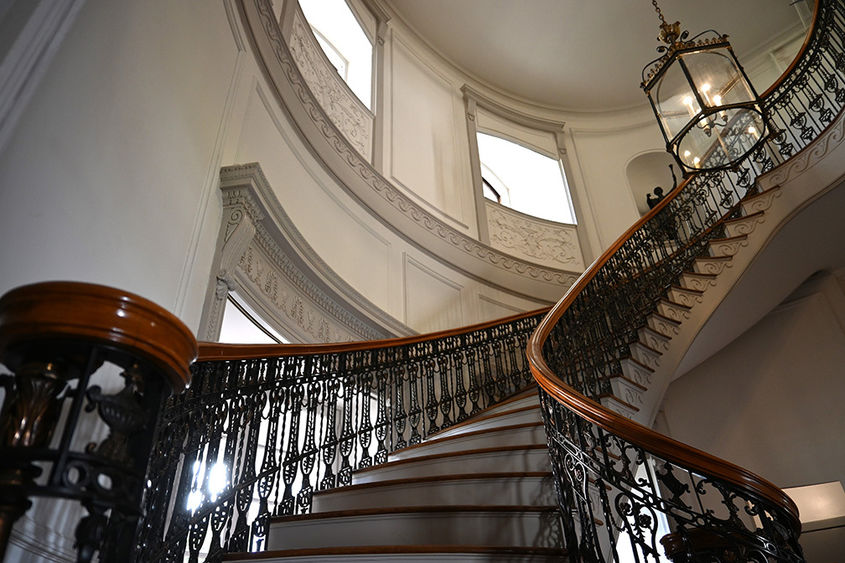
[382,0,811,112]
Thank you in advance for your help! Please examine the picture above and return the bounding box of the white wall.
[0,0,237,331]
[655,271,845,490]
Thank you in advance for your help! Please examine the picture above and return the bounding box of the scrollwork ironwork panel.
[137,313,542,562]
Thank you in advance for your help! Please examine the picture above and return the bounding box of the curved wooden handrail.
[524,1,829,534]
[0,281,198,390]
[199,306,550,361]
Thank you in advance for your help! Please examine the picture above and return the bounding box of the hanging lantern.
[641,1,767,173]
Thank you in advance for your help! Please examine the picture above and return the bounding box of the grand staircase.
[226,389,566,562]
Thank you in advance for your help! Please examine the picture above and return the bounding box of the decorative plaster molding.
[246,0,581,295]
[287,9,373,161]
[202,162,413,343]
[461,84,566,134]
[486,202,585,271]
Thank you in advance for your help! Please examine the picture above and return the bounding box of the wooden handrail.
[524,1,829,533]
[0,281,197,390]
[199,306,550,361]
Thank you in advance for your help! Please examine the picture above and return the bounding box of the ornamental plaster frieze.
[236,242,362,343]
[244,0,580,301]
[202,162,413,343]
[287,8,373,160]
[486,202,585,271]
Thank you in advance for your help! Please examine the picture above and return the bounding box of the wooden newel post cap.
[0,282,198,391]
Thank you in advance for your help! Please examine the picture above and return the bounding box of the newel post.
[0,282,197,561]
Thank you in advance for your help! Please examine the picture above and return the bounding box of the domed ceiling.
[382,0,812,112]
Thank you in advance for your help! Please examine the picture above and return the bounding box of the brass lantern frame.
[642,28,769,175]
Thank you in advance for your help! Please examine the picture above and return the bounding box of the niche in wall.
[626,151,677,216]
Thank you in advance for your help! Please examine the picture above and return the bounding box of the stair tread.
[709,233,748,244]
[315,472,551,496]
[622,355,654,373]
[631,340,662,355]
[426,405,540,439]
[670,284,704,295]
[225,545,567,560]
[362,444,547,475]
[640,324,671,338]
[659,297,691,310]
[608,373,648,391]
[695,255,733,262]
[391,421,545,455]
[683,270,718,278]
[724,209,764,223]
[272,504,559,524]
[650,312,681,325]
[598,393,641,412]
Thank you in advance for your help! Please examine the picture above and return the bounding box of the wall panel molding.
[237,0,580,302]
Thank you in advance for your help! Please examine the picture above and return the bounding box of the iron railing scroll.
[528,0,843,561]
[136,310,546,562]
[0,282,197,562]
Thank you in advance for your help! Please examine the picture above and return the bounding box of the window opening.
[219,294,288,344]
[477,132,576,224]
[299,0,373,108]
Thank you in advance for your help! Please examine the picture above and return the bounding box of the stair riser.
[354,450,550,483]
[267,511,560,550]
[647,315,680,337]
[609,379,646,411]
[228,553,566,562]
[667,287,702,308]
[724,214,764,238]
[480,395,540,416]
[432,408,542,439]
[391,425,547,460]
[628,343,660,370]
[656,301,690,322]
[312,476,554,511]
[679,273,716,292]
[637,327,670,352]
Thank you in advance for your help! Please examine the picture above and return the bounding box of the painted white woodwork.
[480,394,540,416]
[486,202,584,271]
[431,406,542,439]
[311,474,554,511]
[266,509,559,550]
[403,254,464,332]
[389,424,547,460]
[388,38,472,230]
[227,551,565,562]
[353,447,550,483]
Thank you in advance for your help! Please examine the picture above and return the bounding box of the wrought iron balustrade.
[137,310,545,562]
[528,0,843,561]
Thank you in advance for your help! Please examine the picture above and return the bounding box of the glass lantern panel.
[676,107,765,170]
[654,60,700,140]
[681,49,754,110]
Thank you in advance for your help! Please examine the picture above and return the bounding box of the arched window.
[299,0,374,108]
[476,132,576,224]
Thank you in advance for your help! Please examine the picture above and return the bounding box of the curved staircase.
[125,1,845,562]
[225,389,566,562]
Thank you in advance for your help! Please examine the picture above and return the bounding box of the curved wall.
[0,0,807,339]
